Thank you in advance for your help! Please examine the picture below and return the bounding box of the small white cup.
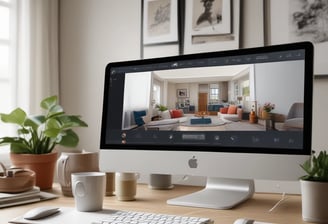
[115,172,139,201]
[71,172,106,212]
[149,174,174,190]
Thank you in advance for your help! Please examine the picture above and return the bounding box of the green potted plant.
[0,95,88,190]
[155,104,168,112]
[300,150,328,223]
[155,104,168,118]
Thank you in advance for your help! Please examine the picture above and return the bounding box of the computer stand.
[167,177,255,209]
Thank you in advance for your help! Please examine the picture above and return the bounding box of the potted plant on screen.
[261,102,275,119]
[155,104,168,118]
[300,150,328,223]
[155,104,168,112]
[0,95,88,190]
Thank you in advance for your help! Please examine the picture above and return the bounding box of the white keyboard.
[91,210,214,224]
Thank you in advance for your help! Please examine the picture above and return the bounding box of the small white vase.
[300,180,328,223]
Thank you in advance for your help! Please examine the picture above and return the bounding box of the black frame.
[101,42,313,156]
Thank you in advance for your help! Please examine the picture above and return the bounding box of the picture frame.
[185,99,190,105]
[265,0,328,75]
[183,0,240,54]
[143,0,179,45]
[190,0,231,37]
[177,89,188,97]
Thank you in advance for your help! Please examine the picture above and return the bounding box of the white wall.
[255,61,304,115]
[312,78,328,150]
[60,0,141,152]
[59,1,328,187]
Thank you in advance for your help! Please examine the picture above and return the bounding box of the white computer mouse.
[23,206,60,220]
[234,219,253,224]
[234,219,273,224]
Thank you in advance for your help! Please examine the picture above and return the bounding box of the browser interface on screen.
[102,45,312,154]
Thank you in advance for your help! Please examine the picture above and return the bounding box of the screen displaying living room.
[102,48,308,151]
[122,61,304,132]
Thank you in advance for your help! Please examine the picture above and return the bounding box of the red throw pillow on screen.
[171,109,183,118]
[220,107,228,114]
[227,105,237,114]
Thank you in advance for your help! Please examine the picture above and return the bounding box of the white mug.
[115,172,139,201]
[71,172,106,212]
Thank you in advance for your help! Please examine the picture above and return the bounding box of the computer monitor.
[100,42,313,209]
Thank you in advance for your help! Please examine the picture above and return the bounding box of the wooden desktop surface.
[2,183,307,224]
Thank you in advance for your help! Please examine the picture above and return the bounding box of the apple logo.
[188,156,198,168]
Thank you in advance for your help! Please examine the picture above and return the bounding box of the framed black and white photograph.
[191,0,231,36]
[266,0,328,75]
[289,0,328,44]
[177,89,188,97]
[143,0,178,45]
[183,0,240,54]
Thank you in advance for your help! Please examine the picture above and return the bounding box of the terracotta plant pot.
[10,152,58,190]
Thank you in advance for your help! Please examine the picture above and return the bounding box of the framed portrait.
[183,0,240,54]
[190,0,231,36]
[266,0,328,75]
[143,0,179,45]
[177,89,188,97]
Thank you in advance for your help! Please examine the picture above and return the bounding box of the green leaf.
[0,108,26,125]
[44,128,61,138]
[24,115,45,131]
[46,117,62,130]
[10,142,33,154]
[40,95,65,118]
[69,116,88,127]
[57,129,79,147]
[300,159,311,173]
[47,105,64,118]
[17,127,31,135]
[0,137,20,145]
[0,137,32,153]
[300,150,328,181]
[40,95,58,110]
[57,115,88,129]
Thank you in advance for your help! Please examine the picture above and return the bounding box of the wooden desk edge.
[2,183,306,224]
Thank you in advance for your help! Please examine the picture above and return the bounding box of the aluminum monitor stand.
[167,177,255,209]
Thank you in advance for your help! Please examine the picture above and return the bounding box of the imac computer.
[100,42,313,209]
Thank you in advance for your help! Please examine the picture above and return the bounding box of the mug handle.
[73,181,86,197]
[57,154,70,186]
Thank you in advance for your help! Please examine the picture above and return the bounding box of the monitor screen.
[100,42,313,209]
